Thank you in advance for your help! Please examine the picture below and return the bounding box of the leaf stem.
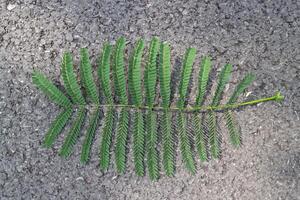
[75,92,284,113]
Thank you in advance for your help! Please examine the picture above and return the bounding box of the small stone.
[65,33,73,41]
[16,165,23,172]
[76,177,84,181]
[182,9,188,15]
[7,4,17,11]
[0,27,5,34]
[174,185,185,194]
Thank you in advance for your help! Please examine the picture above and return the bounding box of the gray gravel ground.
[1,0,300,199]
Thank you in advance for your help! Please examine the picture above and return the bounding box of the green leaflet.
[112,37,127,104]
[99,107,115,170]
[98,43,113,104]
[114,108,129,173]
[145,37,160,106]
[32,71,72,108]
[177,47,196,108]
[208,111,220,159]
[211,64,232,106]
[178,112,196,174]
[80,107,101,164]
[196,56,212,106]
[128,39,144,105]
[59,105,86,158]
[61,52,85,105]
[146,110,159,180]
[162,111,174,176]
[133,111,145,176]
[43,108,73,148]
[80,48,99,104]
[159,43,171,108]
[225,110,241,147]
[228,73,255,105]
[193,114,207,162]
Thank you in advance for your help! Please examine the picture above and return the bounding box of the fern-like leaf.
[114,108,129,173]
[98,43,113,104]
[80,107,100,164]
[178,112,196,174]
[59,106,86,157]
[32,37,282,179]
[43,108,73,148]
[99,107,115,170]
[61,52,85,105]
[32,71,72,108]
[80,48,99,104]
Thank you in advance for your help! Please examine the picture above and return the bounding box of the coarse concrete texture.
[0,0,299,199]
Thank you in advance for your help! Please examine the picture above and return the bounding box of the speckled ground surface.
[0,0,299,199]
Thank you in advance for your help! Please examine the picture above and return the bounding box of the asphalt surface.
[0,0,299,199]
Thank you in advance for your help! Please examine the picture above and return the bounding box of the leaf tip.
[275,91,284,102]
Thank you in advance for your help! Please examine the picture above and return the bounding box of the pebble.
[76,177,84,181]
[65,33,73,41]
[7,4,17,11]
